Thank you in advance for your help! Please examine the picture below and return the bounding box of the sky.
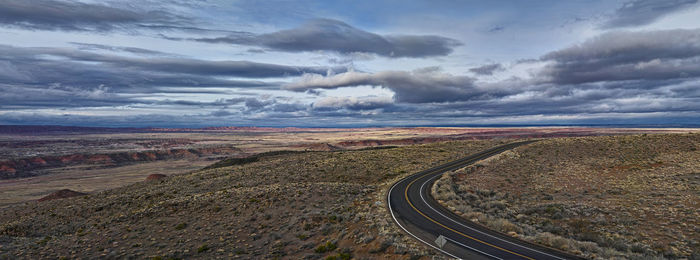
[0,0,699,127]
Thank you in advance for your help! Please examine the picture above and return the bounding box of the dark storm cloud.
[0,0,187,31]
[541,28,700,84]
[601,0,698,28]
[191,19,461,58]
[469,63,504,75]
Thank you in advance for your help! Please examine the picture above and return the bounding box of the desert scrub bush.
[36,236,52,245]
[522,228,644,258]
[328,215,339,223]
[629,242,648,254]
[197,244,209,253]
[303,222,317,231]
[483,200,507,211]
[433,181,458,201]
[489,218,522,234]
[533,232,574,251]
[325,252,351,260]
[174,223,187,230]
[315,241,337,253]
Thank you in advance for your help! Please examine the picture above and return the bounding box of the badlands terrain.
[0,125,664,207]
[0,126,697,259]
[0,138,503,259]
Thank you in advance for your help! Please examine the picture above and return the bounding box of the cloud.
[209,109,236,117]
[285,69,490,103]
[0,83,252,110]
[0,44,346,110]
[312,96,394,111]
[0,83,132,109]
[488,26,505,33]
[601,0,698,28]
[0,44,339,94]
[18,46,336,78]
[469,63,504,75]
[244,97,275,110]
[0,0,187,31]
[70,42,172,56]
[191,19,461,58]
[155,98,247,108]
[541,28,700,84]
[281,27,700,122]
[2,3,698,127]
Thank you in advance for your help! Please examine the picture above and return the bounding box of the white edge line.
[387,178,463,260]
[442,236,503,260]
[420,172,568,260]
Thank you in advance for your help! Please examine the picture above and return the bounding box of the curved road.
[388,141,584,260]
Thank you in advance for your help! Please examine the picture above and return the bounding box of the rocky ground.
[0,139,506,259]
[433,133,700,259]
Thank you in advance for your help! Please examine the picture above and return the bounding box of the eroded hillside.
[433,133,700,259]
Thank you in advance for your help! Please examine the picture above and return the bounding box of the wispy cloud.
[600,0,698,28]
[469,63,504,75]
[0,0,188,31]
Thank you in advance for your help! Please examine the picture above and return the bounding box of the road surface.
[387,141,583,260]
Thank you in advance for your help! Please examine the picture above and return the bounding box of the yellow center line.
[404,164,535,260]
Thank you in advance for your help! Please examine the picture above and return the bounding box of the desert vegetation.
[1,126,668,207]
[432,133,699,259]
[0,139,505,259]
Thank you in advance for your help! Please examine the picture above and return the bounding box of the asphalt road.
[387,141,584,260]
